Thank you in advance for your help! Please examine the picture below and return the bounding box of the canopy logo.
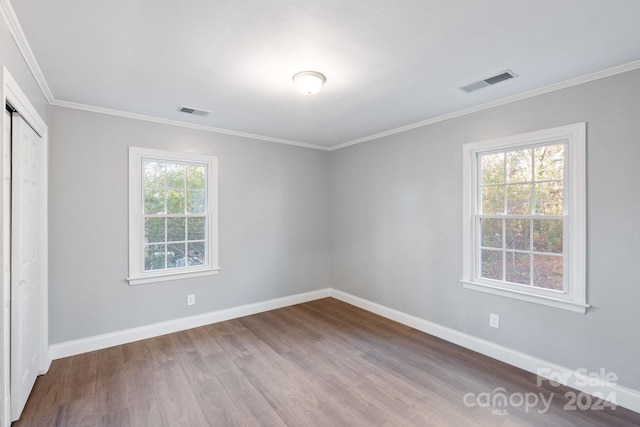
[463,388,553,415]
[462,368,618,416]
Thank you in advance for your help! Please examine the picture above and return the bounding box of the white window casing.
[128,147,219,285]
[461,123,587,313]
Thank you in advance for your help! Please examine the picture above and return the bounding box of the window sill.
[128,267,220,286]
[461,280,589,314]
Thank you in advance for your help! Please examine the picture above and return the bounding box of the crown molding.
[53,59,640,152]
[329,59,640,151]
[0,0,54,102]
[51,100,330,151]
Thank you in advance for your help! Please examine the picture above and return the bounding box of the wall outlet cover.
[490,313,500,329]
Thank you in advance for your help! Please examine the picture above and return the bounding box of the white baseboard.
[48,288,331,361]
[329,289,640,415]
[48,287,640,414]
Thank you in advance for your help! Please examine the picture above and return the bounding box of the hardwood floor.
[14,298,640,426]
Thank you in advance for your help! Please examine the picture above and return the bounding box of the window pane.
[533,219,563,254]
[506,184,531,214]
[143,160,165,189]
[187,242,205,266]
[505,219,530,251]
[534,255,563,290]
[144,189,165,214]
[480,218,502,248]
[534,144,564,181]
[188,217,206,240]
[145,217,165,243]
[187,165,206,189]
[506,149,532,183]
[187,190,206,214]
[535,181,563,215]
[481,186,504,214]
[481,250,502,280]
[481,153,504,184]
[132,147,218,283]
[145,244,166,271]
[166,163,185,189]
[167,243,186,268]
[167,217,186,242]
[506,252,530,285]
[167,190,186,214]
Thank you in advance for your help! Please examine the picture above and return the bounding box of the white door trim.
[1,67,48,426]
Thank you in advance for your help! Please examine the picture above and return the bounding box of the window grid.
[141,158,208,272]
[476,142,566,292]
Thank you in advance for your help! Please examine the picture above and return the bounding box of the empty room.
[1,0,639,425]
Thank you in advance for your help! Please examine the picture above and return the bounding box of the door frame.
[1,67,48,426]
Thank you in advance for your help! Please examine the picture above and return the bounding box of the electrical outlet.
[187,294,195,306]
[489,313,500,329]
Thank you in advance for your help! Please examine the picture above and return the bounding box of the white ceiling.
[9,0,640,148]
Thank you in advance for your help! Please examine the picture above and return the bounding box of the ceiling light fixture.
[292,71,326,95]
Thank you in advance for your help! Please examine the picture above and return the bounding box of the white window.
[128,147,219,285]
[462,123,587,313]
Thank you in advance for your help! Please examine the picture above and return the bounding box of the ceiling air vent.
[178,106,211,117]
[460,70,517,93]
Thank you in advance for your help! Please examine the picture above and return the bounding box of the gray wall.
[331,69,640,390]
[48,107,330,344]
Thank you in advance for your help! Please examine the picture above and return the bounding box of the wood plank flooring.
[14,298,640,426]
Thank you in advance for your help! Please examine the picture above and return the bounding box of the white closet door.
[10,113,45,421]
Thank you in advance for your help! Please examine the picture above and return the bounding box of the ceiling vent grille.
[460,70,517,93]
[178,106,211,117]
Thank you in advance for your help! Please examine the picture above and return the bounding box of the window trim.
[127,146,219,285]
[461,123,588,313]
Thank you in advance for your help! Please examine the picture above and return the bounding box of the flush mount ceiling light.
[292,71,326,95]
